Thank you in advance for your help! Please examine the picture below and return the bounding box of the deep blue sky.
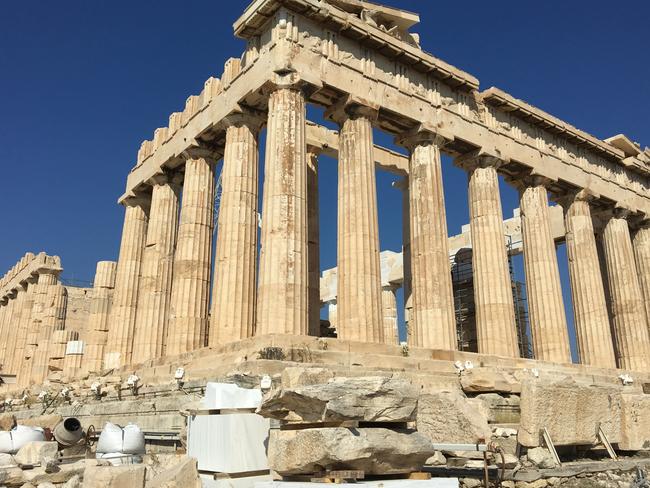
[1,1,648,357]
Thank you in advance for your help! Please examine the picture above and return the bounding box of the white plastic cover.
[188,413,269,473]
[96,422,145,455]
[0,425,46,454]
[202,383,263,409]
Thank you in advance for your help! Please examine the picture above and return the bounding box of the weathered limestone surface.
[83,463,146,487]
[562,193,617,368]
[633,225,650,326]
[465,159,519,357]
[147,456,202,488]
[0,295,16,368]
[12,281,35,378]
[619,393,650,451]
[268,428,435,475]
[518,379,622,447]
[459,369,520,394]
[4,285,25,374]
[257,88,308,336]
[167,153,215,355]
[417,390,491,444]
[210,119,260,345]
[307,147,321,337]
[13,441,58,466]
[520,183,571,363]
[258,377,418,422]
[83,261,116,373]
[601,213,650,371]
[32,281,68,384]
[105,198,149,368]
[381,285,398,345]
[335,106,383,343]
[133,176,180,361]
[403,133,456,350]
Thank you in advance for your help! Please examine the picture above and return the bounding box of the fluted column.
[28,272,56,383]
[210,116,261,345]
[166,149,216,355]
[104,196,150,368]
[633,223,650,326]
[520,179,571,363]
[132,175,181,361]
[257,87,309,336]
[381,285,399,345]
[307,146,321,337]
[561,191,616,368]
[601,209,650,371]
[0,292,17,372]
[0,300,8,368]
[84,261,117,374]
[12,280,36,380]
[33,279,67,383]
[394,178,413,339]
[331,103,383,343]
[462,156,519,357]
[4,285,26,374]
[399,131,456,350]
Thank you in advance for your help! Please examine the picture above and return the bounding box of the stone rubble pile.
[257,376,436,476]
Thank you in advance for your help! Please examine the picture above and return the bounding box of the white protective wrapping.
[0,426,46,454]
[255,481,459,488]
[96,422,145,455]
[188,413,269,473]
[202,383,262,409]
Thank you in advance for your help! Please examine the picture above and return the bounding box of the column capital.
[454,150,504,172]
[182,146,219,164]
[324,95,379,126]
[122,193,151,210]
[555,188,599,210]
[395,124,448,151]
[222,108,266,133]
[146,169,183,188]
[261,70,311,94]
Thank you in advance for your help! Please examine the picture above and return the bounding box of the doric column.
[560,191,616,368]
[0,292,17,372]
[381,285,399,345]
[32,277,67,383]
[307,146,321,337]
[12,279,36,380]
[395,178,413,336]
[4,284,26,374]
[104,196,150,368]
[256,87,309,336]
[633,223,650,326]
[210,115,261,345]
[166,149,216,355]
[460,155,519,357]
[84,261,117,374]
[0,299,8,368]
[328,301,337,331]
[329,101,383,343]
[601,209,650,371]
[519,178,571,363]
[132,174,181,361]
[398,130,456,350]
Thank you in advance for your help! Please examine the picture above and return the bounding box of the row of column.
[104,84,650,373]
[0,270,68,387]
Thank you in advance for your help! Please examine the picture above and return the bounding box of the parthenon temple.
[1,0,650,386]
[2,2,650,485]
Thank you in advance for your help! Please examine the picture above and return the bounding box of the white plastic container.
[0,425,46,454]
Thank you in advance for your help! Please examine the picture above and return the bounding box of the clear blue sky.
[1,1,648,358]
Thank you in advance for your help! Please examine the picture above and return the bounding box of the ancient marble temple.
[1,0,650,388]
